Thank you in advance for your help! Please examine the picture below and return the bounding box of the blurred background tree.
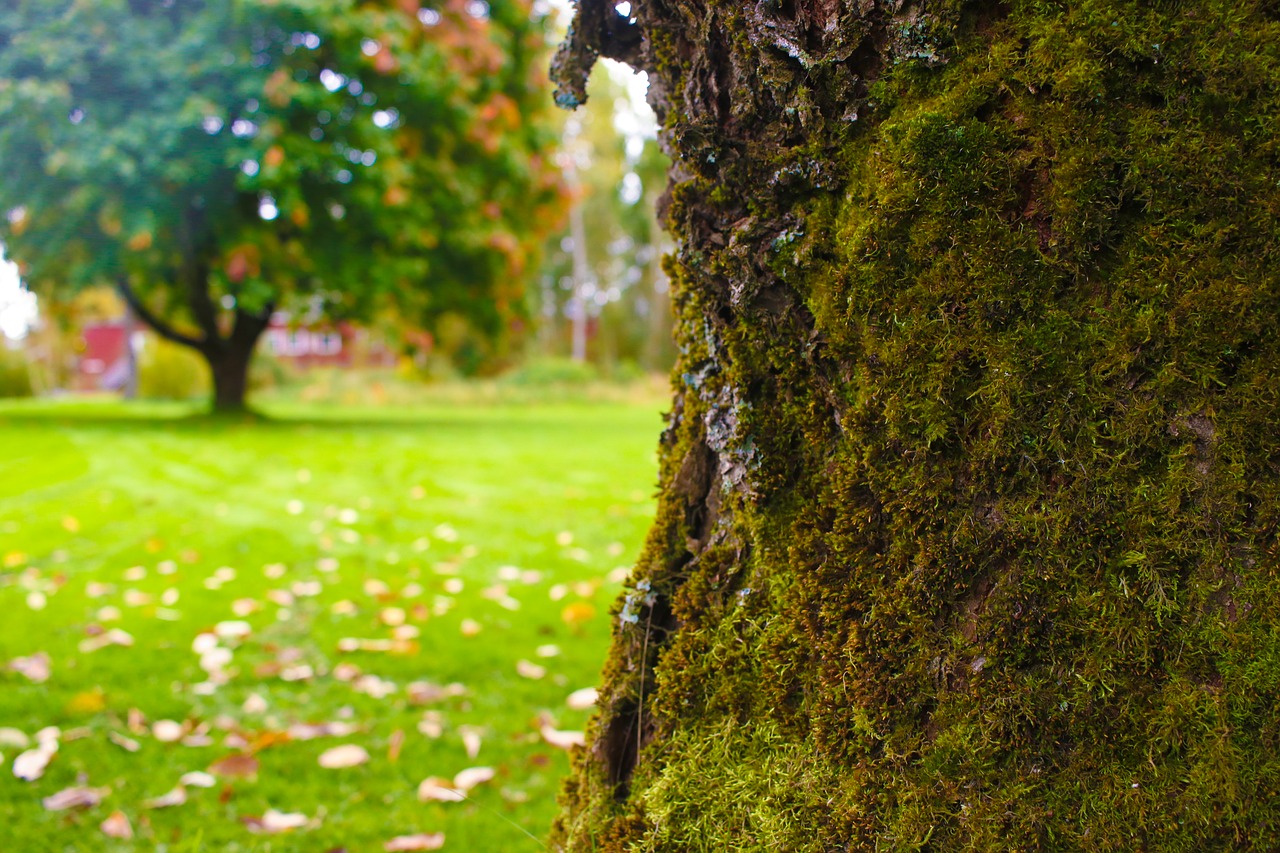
[0,0,568,411]
[532,66,673,378]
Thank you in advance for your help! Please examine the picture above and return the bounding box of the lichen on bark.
[553,1,1280,849]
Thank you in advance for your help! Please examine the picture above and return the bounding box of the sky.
[0,246,36,340]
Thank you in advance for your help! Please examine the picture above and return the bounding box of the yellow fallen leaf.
[561,601,596,628]
[65,688,106,716]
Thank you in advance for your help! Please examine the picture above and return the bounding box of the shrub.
[503,357,600,387]
[0,344,33,398]
[137,339,209,400]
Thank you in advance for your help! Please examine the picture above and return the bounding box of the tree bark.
[117,277,270,413]
[552,1,1280,849]
[204,307,271,413]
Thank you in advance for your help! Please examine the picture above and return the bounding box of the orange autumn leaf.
[209,753,260,778]
[264,145,285,169]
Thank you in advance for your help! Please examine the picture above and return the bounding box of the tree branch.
[178,203,223,349]
[116,277,206,351]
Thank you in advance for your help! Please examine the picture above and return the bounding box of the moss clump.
[553,0,1280,849]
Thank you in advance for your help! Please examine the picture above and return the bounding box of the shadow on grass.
[0,397,642,433]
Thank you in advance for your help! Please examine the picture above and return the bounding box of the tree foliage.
[0,0,568,408]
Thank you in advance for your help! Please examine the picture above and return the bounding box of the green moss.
[554,0,1280,849]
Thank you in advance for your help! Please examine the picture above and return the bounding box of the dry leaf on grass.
[515,660,546,680]
[385,833,446,851]
[108,731,141,753]
[43,785,110,811]
[453,766,495,791]
[100,810,133,839]
[209,753,259,778]
[540,725,586,750]
[13,744,56,781]
[287,721,359,741]
[0,728,29,749]
[566,687,599,710]
[180,771,217,788]
[153,720,185,742]
[458,726,483,759]
[318,744,369,769]
[243,808,309,833]
[9,652,50,683]
[79,629,135,653]
[417,776,465,802]
[144,786,188,808]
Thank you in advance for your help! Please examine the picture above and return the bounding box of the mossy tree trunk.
[551,1,1280,849]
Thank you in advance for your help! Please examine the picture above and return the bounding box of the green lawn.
[0,397,662,851]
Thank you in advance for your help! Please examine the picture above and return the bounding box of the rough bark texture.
[553,0,1280,849]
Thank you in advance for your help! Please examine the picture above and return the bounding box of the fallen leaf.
[244,808,309,833]
[232,598,260,617]
[180,770,216,788]
[318,744,369,769]
[515,660,546,680]
[153,720,185,742]
[385,833,446,851]
[416,777,465,802]
[406,681,465,704]
[214,620,251,641]
[79,629,135,654]
[287,721,358,740]
[13,744,56,781]
[453,766,495,791]
[108,731,140,753]
[10,652,51,683]
[458,726,483,759]
[100,810,133,839]
[66,688,107,715]
[566,687,599,710]
[388,729,405,762]
[417,713,444,739]
[540,725,586,750]
[144,786,188,808]
[209,753,259,778]
[0,728,29,750]
[43,785,110,811]
[560,601,596,628]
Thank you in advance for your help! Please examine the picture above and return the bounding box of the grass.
[0,394,664,851]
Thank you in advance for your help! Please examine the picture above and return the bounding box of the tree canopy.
[0,0,568,408]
